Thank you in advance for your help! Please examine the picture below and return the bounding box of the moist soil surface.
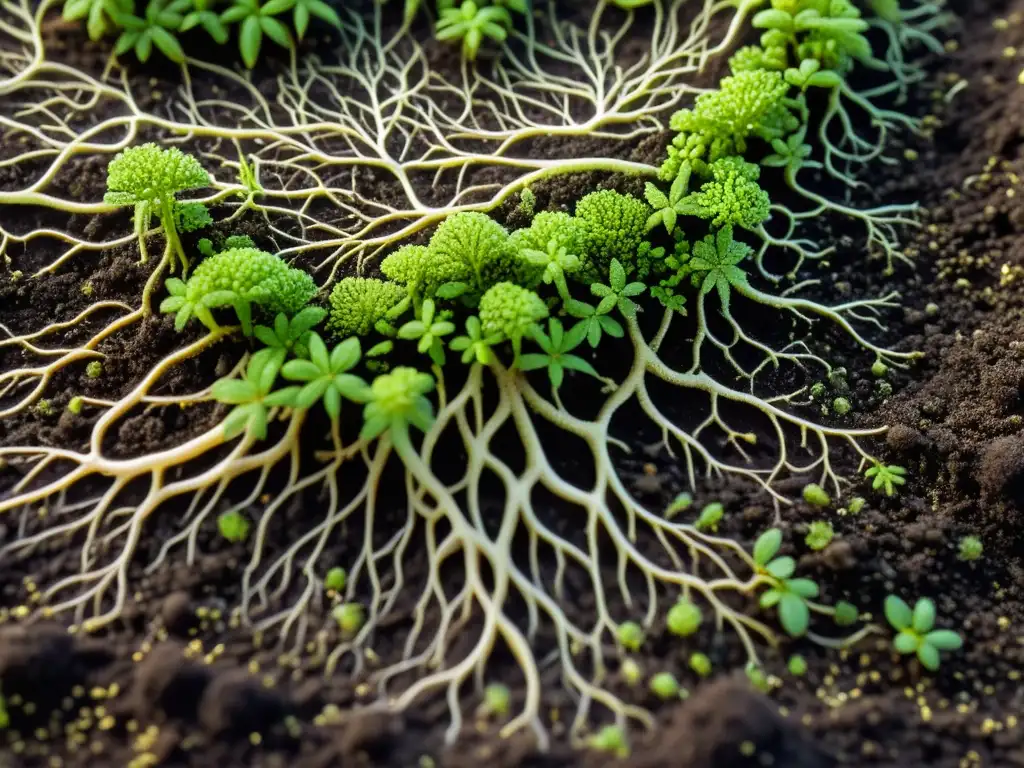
[2,2,1024,767]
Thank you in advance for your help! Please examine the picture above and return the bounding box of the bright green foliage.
[620,658,642,686]
[112,0,189,63]
[360,367,436,441]
[752,0,876,75]
[761,125,820,174]
[260,0,341,40]
[211,349,292,439]
[658,225,752,312]
[104,144,210,272]
[834,600,858,627]
[590,259,646,319]
[181,0,229,43]
[574,191,650,278]
[563,296,624,349]
[326,277,406,339]
[666,598,702,637]
[616,621,645,652]
[63,0,133,41]
[689,652,712,677]
[664,492,692,519]
[802,482,830,507]
[253,306,327,368]
[86,361,104,379]
[217,509,250,542]
[398,299,457,367]
[449,315,503,366]
[426,212,535,299]
[745,661,773,693]
[174,202,213,233]
[0,687,7,729]
[660,70,799,180]
[478,282,548,359]
[587,725,630,759]
[679,157,771,229]
[221,0,295,69]
[694,501,723,532]
[788,654,808,676]
[649,672,681,700]
[333,602,365,635]
[865,462,907,496]
[481,683,511,717]
[519,318,602,393]
[643,164,692,234]
[324,566,346,592]
[729,43,787,73]
[958,536,983,562]
[161,247,316,334]
[804,520,834,551]
[753,528,819,638]
[884,595,963,671]
[514,212,587,298]
[275,335,371,420]
[436,1,513,60]
[380,244,446,309]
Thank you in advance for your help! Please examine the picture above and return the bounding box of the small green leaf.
[753,528,782,566]
[884,595,913,631]
[778,593,809,637]
[893,630,920,654]
[911,598,936,634]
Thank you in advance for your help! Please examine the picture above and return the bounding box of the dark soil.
[3,1,1024,767]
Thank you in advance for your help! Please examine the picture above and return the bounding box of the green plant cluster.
[64,0,531,67]
[63,0,342,67]
[657,0,886,200]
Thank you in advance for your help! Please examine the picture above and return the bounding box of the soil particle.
[977,432,1024,502]
[626,675,833,768]
[160,590,196,637]
[197,669,290,736]
[133,642,212,722]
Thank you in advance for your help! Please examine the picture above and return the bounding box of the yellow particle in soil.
[98,716,115,731]
[249,733,262,746]
[904,149,919,161]
[740,741,756,757]
[1018,68,1024,85]
[1004,46,1018,58]
[355,683,371,697]
[12,605,29,619]
[248,660,261,674]
[994,17,1010,29]
[262,675,276,688]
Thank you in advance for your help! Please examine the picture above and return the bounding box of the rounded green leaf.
[785,578,819,600]
[916,642,940,671]
[753,528,782,566]
[924,629,963,651]
[764,556,795,580]
[884,595,913,631]
[260,15,292,48]
[239,15,262,68]
[778,593,809,637]
[911,598,936,634]
[151,27,185,63]
[893,630,920,654]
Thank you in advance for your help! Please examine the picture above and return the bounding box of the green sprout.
[398,299,457,367]
[217,510,250,542]
[327,277,406,339]
[689,652,712,677]
[333,602,365,636]
[478,282,548,361]
[275,335,371,421]
[587,725,629,759]
[63,0,132,40]
[590,259,647,320]
[220,0,295,69]
[324,567,346,592]
[745,661,773,693]
[359,367,436,443]
[884,595,963,671]
[802,483,830,507]
[259,0,341,41]
[754,528,819,637]
[643,163,692,234]
[449,316,503,366]
[832,396,852,415]
[210,350,290,440]
[648,672,681,700]
[664,492,693,519]
[104,144,210,272]
[616,621,645,652]
[619,658,642,687]
[804,521,834,551]
[666,598,702,637]
[180,0,229,43]
[865,462,907,496]
[479,683,511,718]
[957,536,983,562]
[67,396,84,414]
[563,296,624,349]
[519,318,604,398]
[253,307,328,368]
[86,361,104,379]
[436,1,513,61]
[112,0,188,63]
[834,601,859,627]
[787,654,807,676]
[694,502,724,532]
